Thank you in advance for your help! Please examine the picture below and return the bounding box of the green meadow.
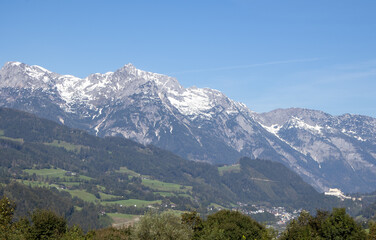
[142,178,191,192]
[104,199,162,208]
[218,164,241,176]
[44,140,89,152]
[24,168,93,181]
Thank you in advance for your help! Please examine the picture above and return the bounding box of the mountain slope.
[255,108,376,193]
[1,62,376,192]
[0,107,336,211]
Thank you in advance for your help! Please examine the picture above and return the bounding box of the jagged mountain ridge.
[1,61,376,193]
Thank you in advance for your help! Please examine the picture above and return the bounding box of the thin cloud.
[168,58,320,75]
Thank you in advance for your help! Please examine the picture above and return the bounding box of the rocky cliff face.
[1,61,376,193]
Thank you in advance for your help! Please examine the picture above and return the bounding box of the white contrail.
[168,58,320,75]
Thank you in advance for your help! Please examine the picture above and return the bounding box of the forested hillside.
[0,195,372,240]
[0,107,349,229]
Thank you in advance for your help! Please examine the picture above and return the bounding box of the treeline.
[0,182,180,230]
[280,208,371,239]
[1,195,375,240]
[0,182,110,231]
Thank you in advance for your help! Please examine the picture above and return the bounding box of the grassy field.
[24,168,68,178]
[104,199,162,208]
[0,135,24,143]
[178,193,194,200]
[155,192,175,197]
[16,178,109,204]
[107,213,137,220]
[142,178,191,192]
[108,213,141,228]
[64,189,99,203]
[209,203,228,210]
[109,211,186,228]
[20,166,193,210]
[23,168,93,181]
[116,167,141,177]
[99,192,119,200]
[0,129,24,143]
[218,164,241,175]
[44,140,89,152]
[60,181,81,186]
[118,167,192,195]
[16,179,60,189]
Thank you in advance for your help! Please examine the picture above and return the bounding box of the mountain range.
[1,61,375,193]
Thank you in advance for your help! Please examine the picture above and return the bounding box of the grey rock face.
[1,61,376,193]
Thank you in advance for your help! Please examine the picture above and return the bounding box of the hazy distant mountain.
[1,61,376,193]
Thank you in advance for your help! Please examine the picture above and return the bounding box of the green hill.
[0,107,343,227]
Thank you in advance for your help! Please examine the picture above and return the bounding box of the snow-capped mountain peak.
[113,63,183,92]
[0,61,57,89]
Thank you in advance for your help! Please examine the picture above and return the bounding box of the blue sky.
[1,0,375,117]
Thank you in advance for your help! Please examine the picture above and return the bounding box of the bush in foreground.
[280,208,366,240]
